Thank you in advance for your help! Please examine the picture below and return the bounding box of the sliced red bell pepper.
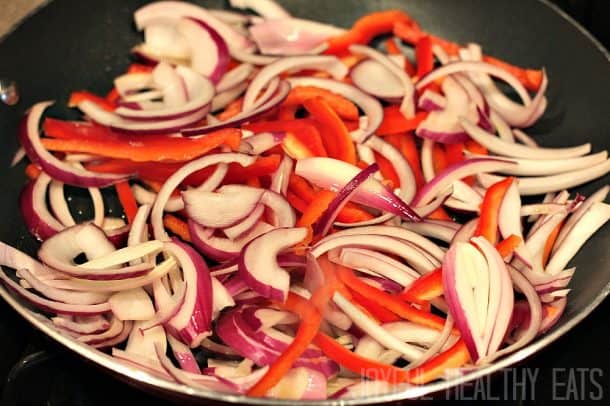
[427,207,453,221]
[217,97,244,121]
[25,163,42,180]
[393,21,544,92]
[243,119,327,157]
[384,132,425,189]
[464,139,488,155]
[404,339,471,384]
[288,173,317,203]
[286,191,309,214]
[385,38,416,76]
[163,214,191,242]
[444,143,476,185]
[324,10,419,55]
[373,151,400,189]
[222,155,282,184]
[474,177,515,244]
[348,287,401,323]
[336,266,447,331]
[282,86,359,121]
[415,35,434,78]
[296,189,374,230]
[303,97,357,164]
[432,143,448,174]
[277,105,298,120]
[105,88,121,104]
[377,107,428,136]
[542,221,564,267]
[114,181,138,224]
[68,91,116,112]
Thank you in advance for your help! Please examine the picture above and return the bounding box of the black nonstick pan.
[0,0,609,404]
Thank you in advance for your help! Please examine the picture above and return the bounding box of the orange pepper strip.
[282,86,359,121]
[25,163,42,180]
[542,221,564,267]
[297,190,374,229]
[68,91,116,112]
[286,192,309,214]
[427,207,452,221]
[277,105,298,120]
[385,38,402,54]
[288,173,317,203]
[217,98,243,121]
[336,266,447,331]
[373,151,400,189]
[464,139,488,155]
[303,97,357,164]
[377,107,428,136]
[105,88,120,104]
[41,128,241,162]
[324,10,419,55]
[163,214,191,242]
[432,143,448,174]
[393,21,543,92]
[114,181,138,224]
[243,119,327,157]
[348,287,401,323]
[474,177,515,244]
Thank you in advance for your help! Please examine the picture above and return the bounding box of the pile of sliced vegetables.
[2,0,609,400]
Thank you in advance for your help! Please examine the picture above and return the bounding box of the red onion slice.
[349,45,415,119]
[266,367,328,400]
[19,102,128,187]
[401,220,460,243]
[295,157,420,222]
[239,227,307,302]
[20,173,64,241]
[109,287,155,321]
[229,0,291,18]
[333,247,419,286]
[167,334,202,373]
[350,59,404,101]
[242,56,347,111]
[178,17,230,84]
[239,131,286,155]
[216,63,254,93]
[52,315,110,335]
[144,22,191,60]
[223,204,265,240]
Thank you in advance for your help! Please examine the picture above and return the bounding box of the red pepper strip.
[415,36,434,78]
[114,181,138,224]
[405,339,471,384]
[41,130,241,163]
[324,10,419,55]
[542,221,564,267]
[336,266,447,331]
[105,88,120,104]
[243,119,327,157]
[393,21,543,92]
[68,91,116,112]
[385,132,425,189]
[163,214,191,242]
[43,118,109,140]
[277,105,298,121]
[432,144,448,174]
[288,173,317,203]
[401,235,523,302]
[385,38,402,55]
[282,86,359,121]
[373,151,400,189]
[217,98,244,121]
[303,97,357,164]
[445,143,476,186]
[247,291,327,396]
[377,107,429,136]
[282,133,315,159]
[427,207,453,221]
[222,155,281,184]
[348,287,401,323]
[25,163,42,180]
[296,190,374,230]
[286,191,309,214]
[126,63,154,74]
[474,177,514,244]
[464,139,488,155]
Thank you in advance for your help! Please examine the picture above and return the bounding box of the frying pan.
[0,0,609,404]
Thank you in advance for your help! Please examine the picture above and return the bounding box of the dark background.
[0,1,609,405]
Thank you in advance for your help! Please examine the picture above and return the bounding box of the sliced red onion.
[20,173,65,241]
[498,180,522,241]
[250,18,341,56]
[211,82,248,112]
[139,280,187,333]
[229,0,291,18]
[134,1,252,51]
[0,268,110,315]
[513,128,539,147]
[241,307,299,331]
[167,334,201,373]
[546,202,610,275]
[460,118,591,159]
[216,63,254,93]
[184,185,264,228]
[163,240,213,347]
[260,189,296,227]
[77,316,124,344]
[52,315,110,335]
[313,163,379,236]
[334,247,419,286]
[270,154,293,196]
[38,224,153,280]
[209,8,262,25]
[152,153,255,241]
[421,138,436,182]
[19,102,128,187]
[411,157,516,207]
[540,297,567,334]
[296,157,420,222]
[451,218,478,244]
[242,56,347,111]
[443,237,513,363]
[553,186,609,254]
[267,367,327,400]
[415,76,478,144]
[239,131,286,155]
[418,89,446,112]
[48,180,75,227]
[182,80,290,136]
[190,221,274,262]
[287,77,382,142]
[239,227,307,302]
[349,45,415,118]
[177,17,229,84]
[350,59,403,101]
[114,72,153,96]
[10,146,26,167]
[144,22,191,60]
[477,159,610,196]
[211,276,235,317]
[401,219,460,243]
[109,287,155,321]
[223,204,265,240]
[132,186,182,213]
[230,47,279,65]
[115,65,214,120]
